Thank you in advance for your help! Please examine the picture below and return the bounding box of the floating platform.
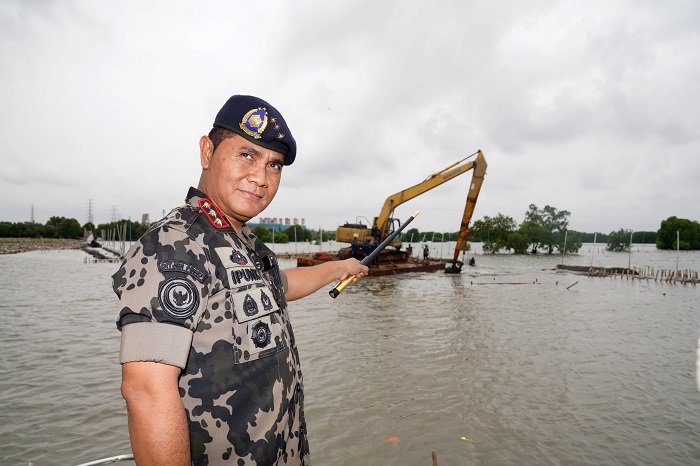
[296,253,445,276]
[366,258,445,276]
[556,264,637,275]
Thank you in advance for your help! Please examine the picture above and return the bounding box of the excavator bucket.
[445,261,463,274]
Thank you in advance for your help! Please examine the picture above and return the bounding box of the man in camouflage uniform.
[113,95,368,466]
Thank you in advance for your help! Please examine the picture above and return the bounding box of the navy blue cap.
[213,95,296,165]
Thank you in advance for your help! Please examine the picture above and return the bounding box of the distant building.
[141,213,150,225]
[248,217,307,232]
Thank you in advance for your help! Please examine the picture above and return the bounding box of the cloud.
[0,0,698,236]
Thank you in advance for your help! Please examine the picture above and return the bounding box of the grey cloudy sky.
[1,0,698,235]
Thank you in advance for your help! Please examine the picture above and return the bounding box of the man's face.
[199,134,284,230]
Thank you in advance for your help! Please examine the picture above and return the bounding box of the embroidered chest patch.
[230,250,248,265]
[251,321,272,348]
[260,289,273,311]
[243,294,258,317]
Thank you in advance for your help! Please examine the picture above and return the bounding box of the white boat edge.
[73,454,134,466]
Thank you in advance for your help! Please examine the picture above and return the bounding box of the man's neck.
[194,185,246,235]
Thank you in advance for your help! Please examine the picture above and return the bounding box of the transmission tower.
[30,204,35,222]
[111,205,120,223]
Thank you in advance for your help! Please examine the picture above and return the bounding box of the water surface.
[1,245,698,465]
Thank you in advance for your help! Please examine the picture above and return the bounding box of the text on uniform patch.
[231,267,262,285]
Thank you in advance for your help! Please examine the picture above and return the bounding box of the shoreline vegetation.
[0,238,84,255]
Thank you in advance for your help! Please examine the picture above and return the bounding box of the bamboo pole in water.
[578,266,700,285]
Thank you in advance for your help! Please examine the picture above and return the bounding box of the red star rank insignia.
[198,198,230,229]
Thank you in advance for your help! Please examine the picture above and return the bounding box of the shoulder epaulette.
[198,198,231,229]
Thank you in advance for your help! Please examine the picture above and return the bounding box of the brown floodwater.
[1,245,698,465]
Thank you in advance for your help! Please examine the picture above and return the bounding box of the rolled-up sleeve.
[113,225,211,369]
[119,322,193,369]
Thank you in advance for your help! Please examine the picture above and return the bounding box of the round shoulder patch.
[158,277,199,320]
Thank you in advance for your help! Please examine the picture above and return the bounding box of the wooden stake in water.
[677,230,680,272]
[561,230,568,265]
[628,230,633,270]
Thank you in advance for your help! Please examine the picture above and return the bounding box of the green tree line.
[1,213,695,251]
[0,218,153,242]
[397,208,677,255]
[384,204,583,255]
[466,204,583,254]
[0,217,328,245]
[0,217,84,239]
[252,224,331,244]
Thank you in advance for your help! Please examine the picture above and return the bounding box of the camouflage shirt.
[113,187,309,465]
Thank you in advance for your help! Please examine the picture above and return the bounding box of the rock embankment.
[0,238,84,255]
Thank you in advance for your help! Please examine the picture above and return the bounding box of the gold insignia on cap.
[270,117,282,134]
[240,107,268,139]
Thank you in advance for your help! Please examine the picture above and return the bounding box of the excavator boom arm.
[374,152,483,239]
[452,150,487,264]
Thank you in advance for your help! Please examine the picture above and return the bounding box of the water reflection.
[1,247,699,465]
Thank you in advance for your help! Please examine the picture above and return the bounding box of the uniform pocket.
[230,279,287,364]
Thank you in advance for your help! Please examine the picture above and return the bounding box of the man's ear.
[199,135,213,169]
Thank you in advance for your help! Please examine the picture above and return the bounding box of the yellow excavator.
[335,150,487,272]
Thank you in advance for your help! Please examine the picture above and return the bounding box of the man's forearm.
[283,258,368,301]
[122,361,191,466]
[127,393,191,466]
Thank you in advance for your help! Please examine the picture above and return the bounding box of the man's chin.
[235,207,269,225]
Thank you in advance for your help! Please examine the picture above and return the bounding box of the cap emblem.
[240,107,268,139]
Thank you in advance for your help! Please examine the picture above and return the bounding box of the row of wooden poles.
[587,266,698,285]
